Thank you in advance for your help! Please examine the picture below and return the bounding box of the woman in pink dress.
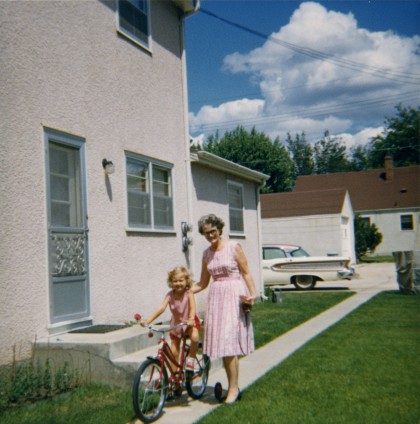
[192,214,257,404]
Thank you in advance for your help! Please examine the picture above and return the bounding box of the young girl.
[141,266,200,371]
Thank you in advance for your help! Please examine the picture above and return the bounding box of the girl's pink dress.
[202,241,254,358]
[167,290,189,339]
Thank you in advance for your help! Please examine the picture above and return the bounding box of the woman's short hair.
[167,266,194,289]
[198,214,225,235]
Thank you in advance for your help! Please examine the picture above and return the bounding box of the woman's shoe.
[224,388,241,404]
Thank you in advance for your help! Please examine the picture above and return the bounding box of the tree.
[348,144,369,171]
[286,132,315,178]
[368,104,420,168]
[314,131,351,174]
[203,126,295,193]
[354,214,383,261]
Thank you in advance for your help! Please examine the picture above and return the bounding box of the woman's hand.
[240,294,255,305]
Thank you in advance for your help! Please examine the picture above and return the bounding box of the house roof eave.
[191,151,269,186]
[172,0,200,14]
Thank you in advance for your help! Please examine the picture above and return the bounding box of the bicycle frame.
[146,323,190,394]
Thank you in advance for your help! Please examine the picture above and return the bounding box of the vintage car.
[262,244,355,290]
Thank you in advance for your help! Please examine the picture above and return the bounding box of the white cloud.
[189,98,265,134]
[338,127,384,148]
[189,1,420,147]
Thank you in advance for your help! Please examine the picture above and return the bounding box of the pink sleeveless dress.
[167,290,189,339]
[202,241,254,358]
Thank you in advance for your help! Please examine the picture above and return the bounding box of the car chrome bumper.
[337,266,355,279]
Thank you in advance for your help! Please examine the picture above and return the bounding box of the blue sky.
[185,0,420,147]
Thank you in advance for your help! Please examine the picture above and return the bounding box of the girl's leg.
[223,356,240,403]
[188,327,199,359]
[170,337,181,371]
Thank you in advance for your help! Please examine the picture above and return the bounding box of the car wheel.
[293,275,316,290]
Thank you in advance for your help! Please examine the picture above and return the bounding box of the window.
[400,214,414,230]
[361,216,371,226]
[228,181,244,233]
[263,247,286,260]
[118,0,151,49]
[49,143,82,228]
[126,153,173,230]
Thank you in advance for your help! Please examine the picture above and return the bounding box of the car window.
[263,247,287,260]
[290,248,310,257]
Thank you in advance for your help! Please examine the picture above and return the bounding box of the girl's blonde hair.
[167,266,194,289]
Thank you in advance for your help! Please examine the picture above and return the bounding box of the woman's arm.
[190,258,211,294]
[141,295,170,325]
[187,291,197,325]
[235,243,257,304]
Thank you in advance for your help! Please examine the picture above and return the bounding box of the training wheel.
[214,382,223,401]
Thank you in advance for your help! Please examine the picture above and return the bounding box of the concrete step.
[34,325,162,386]
[34,325,222,387]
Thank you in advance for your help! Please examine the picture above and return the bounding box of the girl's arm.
[235,243,257,304]
[142,295,170,325]
[190,258,211,294]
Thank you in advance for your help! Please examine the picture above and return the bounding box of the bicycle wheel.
[132,358,168,423]
[185,354,210,399]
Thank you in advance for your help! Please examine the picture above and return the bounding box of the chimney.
[384,155,393,182]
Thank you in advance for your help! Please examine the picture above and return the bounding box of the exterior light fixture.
[102,159,115,175]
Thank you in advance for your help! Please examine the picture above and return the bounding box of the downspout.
[256,181,267,301]
[179,9,196,270]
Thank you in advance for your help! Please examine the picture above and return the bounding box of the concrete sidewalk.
[130,263,398,424]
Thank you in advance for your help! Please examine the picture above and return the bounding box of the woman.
[191,214,257,404]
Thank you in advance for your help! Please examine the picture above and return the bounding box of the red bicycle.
[132,322,210,423]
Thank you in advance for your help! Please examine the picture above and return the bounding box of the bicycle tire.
[132,358,168,423]
[185,354,210,399]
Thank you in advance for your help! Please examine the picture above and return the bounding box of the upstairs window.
[400,214,414,230]
[228,181,244,234]
[126,153,173,230]
[118,0,151,50]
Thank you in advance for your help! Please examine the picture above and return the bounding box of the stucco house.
[294,157,420,256]
[0,0,267,365]
[261,189,356,263]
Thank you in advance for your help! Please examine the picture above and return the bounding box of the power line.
[192,90,420,132]
[200,8,420,85]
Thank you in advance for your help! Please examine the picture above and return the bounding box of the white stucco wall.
[189,163,265,312]
[0,0,191,363]
[360,209,420,256]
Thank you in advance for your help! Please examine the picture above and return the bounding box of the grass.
[199,291,420,424]
[360,255,394,263]
[0,384,133,424]
[2,290,419,424]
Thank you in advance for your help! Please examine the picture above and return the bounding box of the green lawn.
[199,291,420,424]
[2,290,419,424]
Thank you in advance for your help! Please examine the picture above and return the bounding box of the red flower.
[134,313,142,321]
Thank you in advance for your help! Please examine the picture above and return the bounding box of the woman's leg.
[223,356,240,402]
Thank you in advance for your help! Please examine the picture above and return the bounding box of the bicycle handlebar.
[141,322,190,333]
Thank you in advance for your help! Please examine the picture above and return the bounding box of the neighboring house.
[0,0,267,366]
[189,151,269,310]
[261,189,356,263]
[294,157,420,256]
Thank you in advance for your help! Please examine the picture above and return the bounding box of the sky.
[184,0,420,148]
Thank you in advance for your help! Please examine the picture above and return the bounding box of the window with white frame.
[228,181,244,234]
[400,214,414,230]
[126,153,173,230]
[117,0,151,49]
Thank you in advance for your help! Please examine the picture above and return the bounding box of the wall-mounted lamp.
[102,158,115,175]
[181,221,193,252]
